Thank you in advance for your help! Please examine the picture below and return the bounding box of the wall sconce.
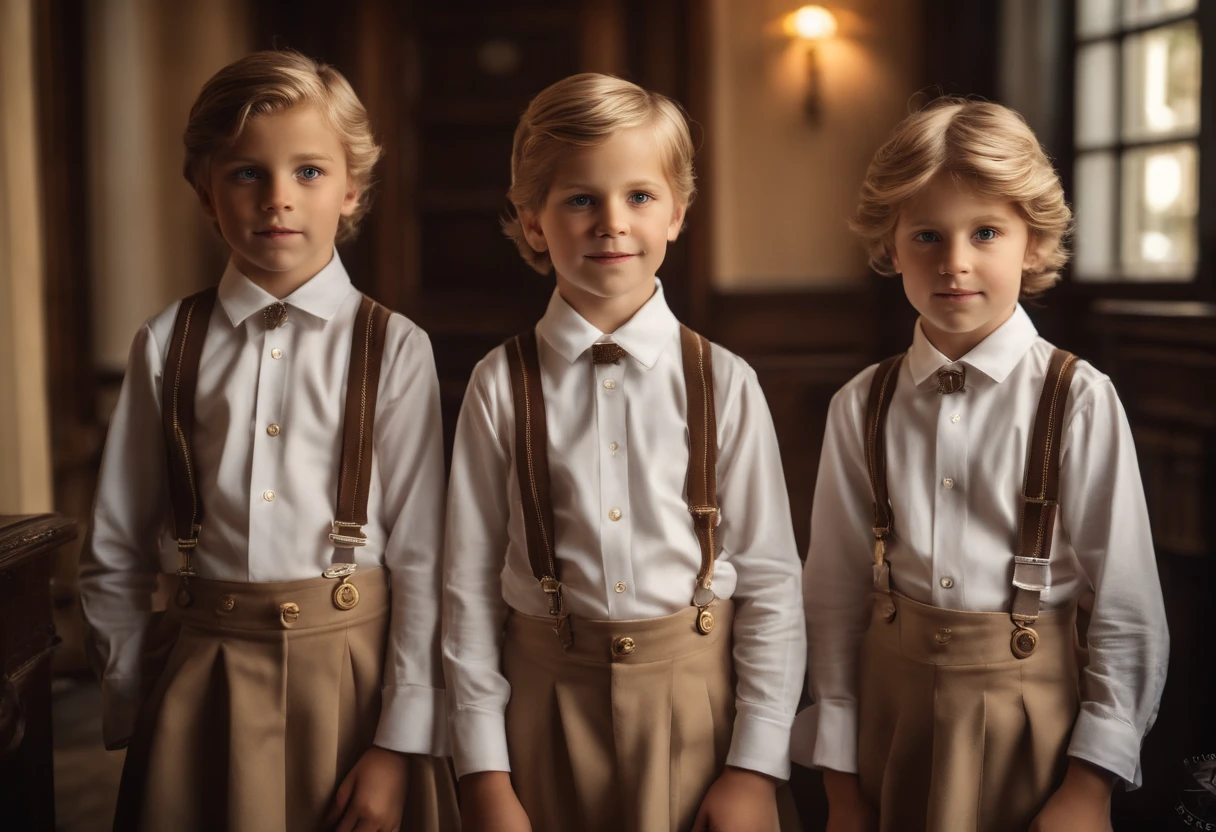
[783,5,837,124]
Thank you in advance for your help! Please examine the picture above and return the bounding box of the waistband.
[164,566,389,633]
[867,592,1076,666]
[506,601,735,665]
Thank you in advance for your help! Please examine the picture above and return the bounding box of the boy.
[442,73,806,832]
[793,98,1170,831]
[79,50,458,831]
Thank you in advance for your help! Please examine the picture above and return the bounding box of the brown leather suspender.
[162,290,390,610]
[862,349,1077,657]
[504,325,720,649]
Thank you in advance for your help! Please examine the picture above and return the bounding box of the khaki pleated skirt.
[113,568,459,832]
[857,592,1080,832]
[503,602,798,832]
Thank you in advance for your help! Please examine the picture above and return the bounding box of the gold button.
[942,477,954,489]
[935,628,952,644]
[614,581,627,593]
[271,348,283,359]
[612,636,635,656]
[603,379,617,390]
[940,576,954,589]
[608,507,622,522]
[263,489,276,502]
[266,423,281,436]
[951,413,961,423]
[279,601,300,627]
[609,441,619,454]
[218,595,236,612]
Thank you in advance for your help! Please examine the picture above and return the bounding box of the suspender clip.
[330,521,368,548]
[540,576,564,616]
[872,537,887,566]
[688,505,720,527]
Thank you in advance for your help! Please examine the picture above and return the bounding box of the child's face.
[521,127,685,317]
[198,105,359,288]
[890,171,1040,359]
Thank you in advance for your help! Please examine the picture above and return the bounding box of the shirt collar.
[535,279,680,370]
[906,304,1040,387]
[217,250,353,327]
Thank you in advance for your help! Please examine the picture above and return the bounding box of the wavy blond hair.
[851,97,1072,297]
[503,73,697,274]
[183,49,382,243]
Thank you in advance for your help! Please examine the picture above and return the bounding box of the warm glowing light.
[784,5,837,41]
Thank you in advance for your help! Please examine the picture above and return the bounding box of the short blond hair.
[503,73,697,274]
[851,97,1072,298]
[183,49,382,243]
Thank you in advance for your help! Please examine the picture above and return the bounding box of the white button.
[943,478,955,489]
[940,576,954,589]
[608,507,622,521]
[951,413,961,423]
[263,490,276,502]
[609,441,619,454]
[271,348,283,359]
[603,379,617,390]
[614,581,627,593]
[266,423,281,436]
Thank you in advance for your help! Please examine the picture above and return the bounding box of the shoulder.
[380,307,434,366]
[1025,339,1119,422]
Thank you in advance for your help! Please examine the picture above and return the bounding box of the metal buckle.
[1011,626,1039,659]
[688,505,720,526]
[329,521,368,548]
[540,576,564,616]
[873,537,886,566]
[322,563,358,580]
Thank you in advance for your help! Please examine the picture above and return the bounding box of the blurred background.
[1,0,1213,829]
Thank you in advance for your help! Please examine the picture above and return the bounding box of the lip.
[255,228,302,239]
[933,290,982,302]
[585,252,636,265]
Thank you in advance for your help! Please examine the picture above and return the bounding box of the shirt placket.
[595,356,634,616]
[247,318,291,580]
[931,386,969,606]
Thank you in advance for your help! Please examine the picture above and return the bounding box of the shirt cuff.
[725,706,796,781]
[1067,706,1146,789]
[374,684,449,757]
[789,700,858,774]
[100,675,141,751]
[449,705,511,778]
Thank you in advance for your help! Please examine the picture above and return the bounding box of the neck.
[231,249,333,300]
[554,274,656,334]
[919,305,1016,361]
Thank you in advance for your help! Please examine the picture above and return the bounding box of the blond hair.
[183,49,382,243]
[851,97,1072,298]
[504,73,697,274]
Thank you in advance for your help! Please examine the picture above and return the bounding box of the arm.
[370,324,450,756]
[78,321,171,749]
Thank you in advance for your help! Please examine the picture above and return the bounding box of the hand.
[692,766,779,832]
[1029,759,1114,832]
[459,770,533,832]
[822,769,875,832]
[324,745,408,832]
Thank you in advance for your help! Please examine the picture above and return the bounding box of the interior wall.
[709,0,924,291]
[86,0,248,373]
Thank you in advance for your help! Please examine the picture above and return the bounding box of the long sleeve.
[715,361,807,781]
[78,319,173,750]
[372,325,451,756]
[441,358,514,777]
[790,376,878,774]
[1059,380,1169,789]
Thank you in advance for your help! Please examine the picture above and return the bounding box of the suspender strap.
[504,330,564,630]
[863,354,905,615]
[330,295,391,548]
[680,325,720,606]
[161,288,217,575]
[1011,349,1078,626]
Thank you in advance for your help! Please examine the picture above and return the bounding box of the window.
[1073,0,1202,281]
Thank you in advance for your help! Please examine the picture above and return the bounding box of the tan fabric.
[503,602,797,832]
[858,592,1080,832]
[113,567,459,832]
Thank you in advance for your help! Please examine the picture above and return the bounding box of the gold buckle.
[688,505,720,526]
[540,577,563,616]
[329,521,367,548]
[1011,626,1038,659]
[873,537,886,566]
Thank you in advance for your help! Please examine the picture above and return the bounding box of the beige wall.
[709,0,923,290]
[0,0,54,513]
[87,0,247,372]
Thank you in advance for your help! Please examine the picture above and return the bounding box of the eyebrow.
[220,153,335,165]
[903,213,1014,226]
[553,179,665,192]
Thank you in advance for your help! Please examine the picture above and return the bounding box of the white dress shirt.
[791,304,1169,788]
[442,282,806,780]
[79,253,449,756]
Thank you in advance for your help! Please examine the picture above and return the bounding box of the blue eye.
[234,168,258,181]
[568,195,592,208]
[629,193,653,205]
[299,167,322,180]
[975,228,997,242]
[913,231,939,243]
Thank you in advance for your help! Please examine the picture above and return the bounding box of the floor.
[52,676,124,832]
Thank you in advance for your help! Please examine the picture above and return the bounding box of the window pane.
[1122,21,1201,141]
[1078,0,1119,38]
[1074,152,1119,280]
[1076,41,1119,148]
[1123,0,1197,28]
[1120,142,1198,280]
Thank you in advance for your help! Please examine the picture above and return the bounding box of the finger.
[691,805,709,832]
[334,804,362,832]
[324,773,355,827]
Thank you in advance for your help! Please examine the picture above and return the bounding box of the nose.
[595,201,628,237]
[262,174,294,213]
[939,238,971,275]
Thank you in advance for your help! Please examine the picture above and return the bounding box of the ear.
[666,202,687,242]
[196,183,218,221]
[340,178,361,217]
[887,242,901,275]
[519,208,549,253]
[1023,234,1047,273]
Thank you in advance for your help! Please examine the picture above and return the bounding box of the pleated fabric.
[112,567,459,832]
[503,602,797,832]
[857,591,1080,832]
